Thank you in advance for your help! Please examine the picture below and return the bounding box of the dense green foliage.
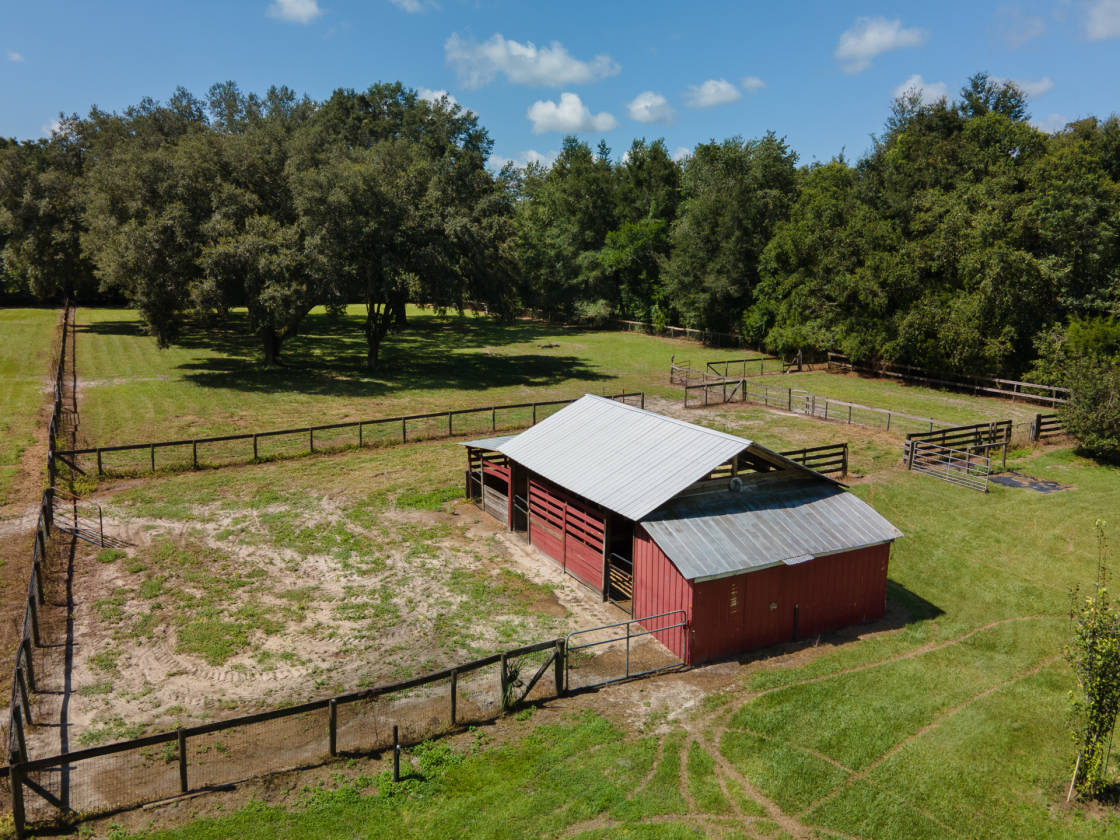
[1066,522,1120,797]
[2,73,1119,382]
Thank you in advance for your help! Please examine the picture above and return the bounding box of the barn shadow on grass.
[83,310,613,398]
[718,580,943,669]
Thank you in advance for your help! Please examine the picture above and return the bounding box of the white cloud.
[893,74,949,106]
[995,75,1054,98]
[627,91,674,124]
[1086,0,1120,40]
[490,148,559,170]
[835,17,927,74]
[672,146,691,162]
[527,92,617,134]
[741,76,765,93]
[267,0,323,24]
[7,50,24,62]
[445,33,620,88]
[389,0,433,12]
[418,87,458,107]
[1033,113,1068,133]
[685,78,741,108]
[998,7,1046,48]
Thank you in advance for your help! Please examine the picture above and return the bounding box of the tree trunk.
[262,326,281,366]
[365,302,392,370]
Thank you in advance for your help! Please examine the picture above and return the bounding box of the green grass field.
[68,401,1118,839]
[17,306,1120,838]
[0,308,58,505]
[76,307,691,445]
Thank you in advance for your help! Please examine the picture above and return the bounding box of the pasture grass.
[76,306,687,445]
[99,440,1120,840]
[0,307,57,504]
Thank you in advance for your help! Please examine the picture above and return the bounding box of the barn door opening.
[605,515,634,614]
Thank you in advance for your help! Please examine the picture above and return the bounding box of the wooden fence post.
[28,594,40,647]
[640,393,645,410]
[12,706,27,764]
[21,638,34,691]
[16,666,32,726]
[192,441,198,470]
[253,434,259,460]
[393,725,400,782]
[447,412,453,437]
[499,652,509,711]
[842,443,849,478]
[10,761,26,840]
[491,407,496,431]
[532,404,537,425]
[554,640,565,697]
[358,423,363,447]
[450,670,458,725]
[328,699,337,757]
[178,727,188,793]
[309,428,315,453]
[97,448,103,476]
[150,444,156,473]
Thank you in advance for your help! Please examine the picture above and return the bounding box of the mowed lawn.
[0,307,58,505]
[77,307,692,445]
[95,430,1120,839]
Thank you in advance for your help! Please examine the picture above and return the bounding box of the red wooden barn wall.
[633,526,692,661]
[527,477,606,591]
[633,531,890,665]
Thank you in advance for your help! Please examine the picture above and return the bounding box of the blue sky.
[2,1,1119,168]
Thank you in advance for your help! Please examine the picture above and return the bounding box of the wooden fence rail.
[827,352,1070,407]
[8,636,566,836]
[683,377,955,434]
[53,393,645,479]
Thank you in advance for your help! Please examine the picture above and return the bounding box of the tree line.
[2,74,1118,385]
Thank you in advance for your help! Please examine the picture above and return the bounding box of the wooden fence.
[827,352,1070,407]
[7,637,567,837]
[1029,413,1066,442]
[904,420,1013,474]
[53,393,645,479]
[779,443,849,478]
[683,377,956,435]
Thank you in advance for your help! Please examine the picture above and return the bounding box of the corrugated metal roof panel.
[640,473,902,581]
[494,395,752,520]
[459,435,519,451]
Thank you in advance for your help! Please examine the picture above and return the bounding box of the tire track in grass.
[798,654,1062,822]
[747,614,1054,702]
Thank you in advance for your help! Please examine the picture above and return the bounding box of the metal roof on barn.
[641,472,903,582]
[468,394,756,520]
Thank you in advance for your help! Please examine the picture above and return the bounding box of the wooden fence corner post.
[178,727,188,793]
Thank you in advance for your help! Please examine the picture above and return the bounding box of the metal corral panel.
[496,395,752,521]
[640,473,901,582]
[633,525,693,662]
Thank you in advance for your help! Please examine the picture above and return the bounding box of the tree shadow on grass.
[81,310,614,398]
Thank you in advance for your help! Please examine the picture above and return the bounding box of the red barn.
[463,395,901,665]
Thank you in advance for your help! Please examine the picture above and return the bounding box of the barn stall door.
[481,458,511,527]
[528,480,605,590]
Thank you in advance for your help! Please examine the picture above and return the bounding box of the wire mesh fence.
[9,639,567,835]
[54,393,645,480]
